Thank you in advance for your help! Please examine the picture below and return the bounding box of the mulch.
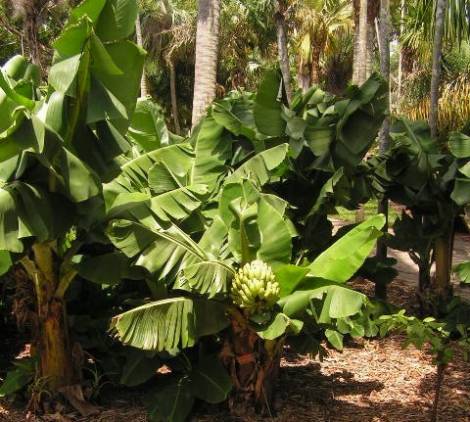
[1,278,470,421]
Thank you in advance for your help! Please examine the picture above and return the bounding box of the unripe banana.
[230,260,280,315]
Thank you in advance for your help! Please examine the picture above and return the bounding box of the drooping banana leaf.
[174,216,234,298]
[110,297,228,352]
[0,183,72,252]
[308,214,386,282]
[127,98,182,151]
[189,116,231,190]
[279,279,366,321]
[254,70,286,137]
[225,143,289,186]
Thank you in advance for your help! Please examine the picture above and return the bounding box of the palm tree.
[352,0,368,85]
[400,0,470,81]
[192,0,221,128]
[296,0,353,91]
[352,0,368,224]
[429,0,452,309]
[375,0,391,299]
[429,0,448,139]
[135,13,150,97]
[365,0,379,77]
[275,0,292,103]
[397,0,406,100]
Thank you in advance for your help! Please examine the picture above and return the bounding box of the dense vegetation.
[0,0,469,421]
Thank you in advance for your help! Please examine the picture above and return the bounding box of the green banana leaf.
[111,297,228,352]
[308,214,386,282]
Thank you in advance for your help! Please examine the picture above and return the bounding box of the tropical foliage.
[0,0,470,421]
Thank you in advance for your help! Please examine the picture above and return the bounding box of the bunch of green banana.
[230,260,280,315]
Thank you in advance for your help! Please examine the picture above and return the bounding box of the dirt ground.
[1,234,470,421]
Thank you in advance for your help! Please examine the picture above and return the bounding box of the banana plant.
[373,119,470,313]
[105,105,386,417]
[0,0,144,395]
[210,70,388,261]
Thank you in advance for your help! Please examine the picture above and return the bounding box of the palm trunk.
[375,0,391,300]
[192,0,220,128]
[352,0,360,83]
[353,0,369,223]
[23,2,43,72]
[275,0,292,104]
[21,243,75,391]
[397,0,406,103]
[221,309,283,416]
[310,49,321,85]
[429,0,448,139]
[366,0,379,78]
[352,0,368,85]
[135,14,149,97]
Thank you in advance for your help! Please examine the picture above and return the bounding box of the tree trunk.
[297,63,311,93]
[366,0,379,78]
[352,0,368,85]
[431,227,454,312]
[418,261,432,293]
[429,0,448,139]
[135,14,149,97]
[22,243,75,391]
[275,0,292,104]
[377,0,391,145]
[310,49,321,85]
[220,310,283,416]
[168,60,181,134]
[39,298,74,390]
[353,0,369,223]
[192,0,220,128]
[397,0,406,103]
[352,0,360,83]
[374,0,391,300]
[22,1,43,72]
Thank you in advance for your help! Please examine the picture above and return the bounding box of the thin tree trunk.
[135,14,149,97]
[431,226,454,312]
[397,0,406,103]
[192,0,220,128]
[375,0,391,300]
[168,60,181,134]
[352,0,368,85]
[429,0,448,139]
[275,0,292,104]
[352,0,360,83]
[431,360,446,422]
[21,1,43,72]
[366,0,379,78]
[353,0,368,222]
